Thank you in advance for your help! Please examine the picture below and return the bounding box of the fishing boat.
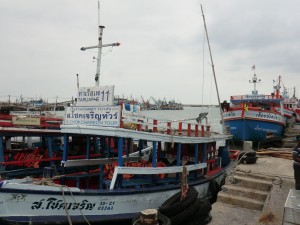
[0,105,64,177]
[222,68,286,142]
[0,8,232,225]
[0,104,232,225]
[277,77,300,124]
[0,99,100,178]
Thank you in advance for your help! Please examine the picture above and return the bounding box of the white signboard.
[223,109,285,124]
[76,86,114,106]
[64,106,120,127]
[245,110,285,123]
[122,111,145,123]
[12,116,41,126]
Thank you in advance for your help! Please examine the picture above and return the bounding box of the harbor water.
[141,106,223,133]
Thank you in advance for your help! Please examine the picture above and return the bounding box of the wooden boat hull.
[0,171,224,225]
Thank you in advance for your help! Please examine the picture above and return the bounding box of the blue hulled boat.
[222,69,286,142]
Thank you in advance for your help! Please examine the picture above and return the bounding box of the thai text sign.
[77,86,114,106]
[246,110,285,123]
[122,111,145,122]
[64,106,120,127]
[231,94,274,100]
[12,116,40,126]
[31,198,116,211]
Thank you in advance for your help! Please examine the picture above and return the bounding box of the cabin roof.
[0,127,62,137]
[61,125,232,143]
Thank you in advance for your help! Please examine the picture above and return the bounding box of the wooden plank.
[258,148,292,151]
[63,147,152,167]
[62,156,141,167]
[181,166,188,199]
[257,151,291,155]
[109,163,207,190]
[116,163,207,175]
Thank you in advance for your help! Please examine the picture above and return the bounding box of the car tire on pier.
[238,151,257,164]
[158,186,198,217]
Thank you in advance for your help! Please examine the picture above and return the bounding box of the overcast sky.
[1,0,300,105]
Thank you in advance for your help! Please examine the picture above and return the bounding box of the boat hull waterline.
[0,173,223,224]
[223,105,285,142]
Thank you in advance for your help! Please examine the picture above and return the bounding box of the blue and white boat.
[0,13,232,225]
[222,69,286,142]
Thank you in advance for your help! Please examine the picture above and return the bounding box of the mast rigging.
[200,5,225,133]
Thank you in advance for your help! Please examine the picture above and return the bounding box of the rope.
[225,151,260,184]
[33,178,91,225]
[61,184,92,225]
[132,218,140,225]
[58,184,72,225]
[33,178,72,225]
[224,152,294,186]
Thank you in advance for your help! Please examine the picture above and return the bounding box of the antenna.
[98,0,100,28]
[200,5,225,133]
[80,1,120,87]
[249,65,261,95]
[76,74,79,90]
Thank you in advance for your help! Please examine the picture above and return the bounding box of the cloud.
[0,0,299,104]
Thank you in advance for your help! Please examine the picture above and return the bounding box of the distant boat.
[141,97,183,111]
[0,7,232,225]
[278,77,300,124]
[222,68,286,142]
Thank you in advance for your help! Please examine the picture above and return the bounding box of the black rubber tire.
[159,186,198,217]
[238,151,256,159]
[220,176,226,187]
[244,156,257,164]
[209,180,220,204]
[170,198,203,225]
[187,213,212,225]
[189,199,212,219]
[132,213,171,225]
[238,151,257,164]
[158,213,172,225]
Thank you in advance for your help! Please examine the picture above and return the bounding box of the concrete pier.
[209,156,295,225]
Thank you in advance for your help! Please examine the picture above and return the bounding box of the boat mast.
[80,1,120,87]
[249,67,261,96]
[200,5,225,133]
[76,74,79,90]
[276,75,281,98]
